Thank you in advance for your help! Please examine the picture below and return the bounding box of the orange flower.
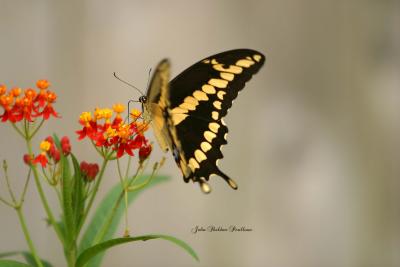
[113,103,125,114]
[10,87,21,97]
[130,109,141,120]
[0,80,59,123]
[0,85,6,95]
[24,88,37,99]
[36,79,50,90]
[135,121,149,134]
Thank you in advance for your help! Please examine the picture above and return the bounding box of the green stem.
[29,119,45,139]
[0,196,14,207]
[26,139,65,244]
[18,168,31,205]
[77,158,109,233]
[3,161,17,203]
[116,158,129,235]
[124,156,132,179]
[66,245,76,267]
[91,163,144,245]
[16,206,44,267]
[9,122,26,139]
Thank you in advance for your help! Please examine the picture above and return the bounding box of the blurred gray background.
[1,0,399,266]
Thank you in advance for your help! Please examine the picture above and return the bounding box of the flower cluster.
[0,80,59,123]
[80,161,100,182]
[26,136,72,167]
[76,104,151,159]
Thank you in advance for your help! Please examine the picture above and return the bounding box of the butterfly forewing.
[166,49,265,192]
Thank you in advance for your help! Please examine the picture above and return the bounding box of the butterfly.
[139,49,265,193]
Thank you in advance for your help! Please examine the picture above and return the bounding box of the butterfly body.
[141,49,265,193]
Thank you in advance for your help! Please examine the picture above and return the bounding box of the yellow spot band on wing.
[220,72,234,81]
[204,131,216,143]
[200,141,212,152]
[193,90,209,101]
[184,96,199,106]
[213,64,243,74]
[211,58,219,65]
[209,122,220,133]
[217,90,226,100]
[253,54,262,62]
[213,101,222,110]
[172,113,188,125]
[202,84,216,94]
[194,149,207,163]
[188,158,200,172]
[212,111,219,120]
[170,107,188,114]
[208,78,228,88]
[236,59,255,68]
[179,102,196,110]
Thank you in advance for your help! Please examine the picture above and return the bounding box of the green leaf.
[0,260,32,267]
[0,252,53,267]
[76,234,199,267]
[70,153,85,230]
[78,175,169,267]
[53,134,75,246]
[0,252,19,258]
[21,253,53,267]
[61,153,74,242]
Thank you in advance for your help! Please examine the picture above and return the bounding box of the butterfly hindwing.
[165,49,265,192]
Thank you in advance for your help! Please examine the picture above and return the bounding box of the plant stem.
[0,196,14,207]
[116,159,129,235]
[3,161,17,203]
[90,163,143,245]
[66,244,76,267]
[19,168,31,205]
[29,119,45,139]
[15,206,44,267]
[26,139,65,244]
[9,122,26,138]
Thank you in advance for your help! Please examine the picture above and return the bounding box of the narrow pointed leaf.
[70,153,85,229]
[0,252,53,267]
[53,134,74,244]
[78,175,169,267]
[21,253,53,267]
[0,260,32,267]
[76,234,198,267]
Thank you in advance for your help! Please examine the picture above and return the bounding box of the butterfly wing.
[145,59,172,152]
[166,49,265,193]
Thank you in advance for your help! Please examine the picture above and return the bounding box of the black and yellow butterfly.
[139,49,265,193]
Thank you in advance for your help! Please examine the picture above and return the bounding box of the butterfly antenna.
[113,72,145,96]
[146,68,152,89]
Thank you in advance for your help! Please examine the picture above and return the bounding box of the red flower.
[23,154,35,166]
[77,107,151,159]
[41,104,59,120]
[61,136,71,155]
[139,143,152,162]
[51,149,61,163]
[34,153,48,167]
[80,161,99,182]
[45,136,54,144]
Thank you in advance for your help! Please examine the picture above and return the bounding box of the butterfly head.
[138,95,147,104]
